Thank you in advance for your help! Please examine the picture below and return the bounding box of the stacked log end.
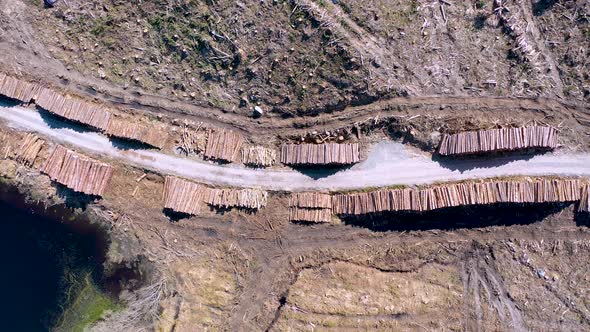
[16,134,44,166]
[333,179,582,216]
[204,129,244,163]
[163,176,207,215]
[206,188,268,210]
[280,143,360,166]
[438,126,558,156]
[0,74,41,103]
[36,88,111,130]
[289,192,333,223]
[241,146,277,167]
[39,145,113,196]
[580,184,590,213]
[106,117,168,149]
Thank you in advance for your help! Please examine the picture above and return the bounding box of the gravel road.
[1,103,588,191]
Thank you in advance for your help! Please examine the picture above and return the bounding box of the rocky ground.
[0,0,590,331]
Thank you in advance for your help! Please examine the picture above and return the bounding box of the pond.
[0,190,115,331]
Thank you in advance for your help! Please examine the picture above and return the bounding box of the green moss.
[55,272,121,332]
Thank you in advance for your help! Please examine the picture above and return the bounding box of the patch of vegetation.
[54,270,121,332]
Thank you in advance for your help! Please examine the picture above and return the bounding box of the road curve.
[0,103,589,192]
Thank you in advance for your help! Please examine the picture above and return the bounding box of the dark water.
[0,199,106,331]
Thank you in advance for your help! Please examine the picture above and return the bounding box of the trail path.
[1,104,588,191]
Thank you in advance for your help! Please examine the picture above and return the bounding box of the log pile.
[163,176,268,214]
[16,134,44,166]
[580,185,589,213]
[205,188,268,210]
[36,88,111,130]
[0,74,41,103]
[289,192,333,223]
[333,179,582,215]
[40,145,113,196]
[204,129,244,162]
[163,176,207,215]
[438,126,558,156]
[280,143,360,165]
[241,146,277,167]
[106,117,167,149]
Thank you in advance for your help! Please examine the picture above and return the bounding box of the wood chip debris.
[39,145,113,196]
[280,143,360,165]
[438,126,558,156]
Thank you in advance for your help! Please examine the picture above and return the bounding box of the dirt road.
[1,104,588,191]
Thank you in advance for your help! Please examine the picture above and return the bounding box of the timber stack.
[289,192,333,223]
[163,176,207,215]
[580,185,589,213]
[280,143,360,165]
[36,88,111,130]
[204,129,244,162]
[106,117,167,149]
[16,134,44,166]
[332,178,582,215]
[40,145,113,196]
[241,146,277,167]
[0,73,41,103]
[438,126,558,156]
[205,188,268,210]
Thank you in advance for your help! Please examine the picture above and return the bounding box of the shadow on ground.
[163,208,192,222]
[289,164,354,180]
[341,202,572,232]
[109,136,155,151]
[533,0,557,16]
[432,149,551,172]
[54,183,98,209]
[37,107,97,134]
[0,96,23,108]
